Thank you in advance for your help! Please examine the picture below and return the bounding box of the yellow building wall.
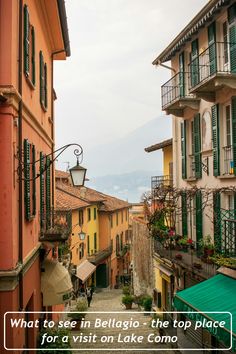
[163,145,173,176]
[70,204,99,266]
[153,259,163,311]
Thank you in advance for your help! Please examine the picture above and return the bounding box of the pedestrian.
[86,287,93,307]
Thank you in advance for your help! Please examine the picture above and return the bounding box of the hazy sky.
[54,0,206,171]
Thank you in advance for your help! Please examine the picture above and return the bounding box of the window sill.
[217,174,235,179]
[185,177,197,182]
[25,75,35,90]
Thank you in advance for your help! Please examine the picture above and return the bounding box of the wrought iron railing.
[223,219,236,257]
[151,175,173,191]
[39,210,72,242]
[223,145,234,175]
[161,72,195,109]
[188,42,234,90]
[214,209,235,255]
[153,239,217,279]
[87,245,112,265]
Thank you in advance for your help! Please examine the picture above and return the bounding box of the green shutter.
[31,27,35,85]
[179,52,185,97]
[191,39,199,87]
[181,121,187,179]
[23,5,30,76]
[40,152,45,228]
[87,235,90,254]
[46,156,51,228]
[94,233,97,251]
[208,22,216,75]
[228,4,236,73]
[211,104,220,176]
[213,191,221,253]
[32,144,36,216]
[181,192,188,237]
[24,139,31,221]
[232,97,236,174]
[40,51,45,106]
[44,63,48,108]
[194,113,202,179]
[195,190,203,252]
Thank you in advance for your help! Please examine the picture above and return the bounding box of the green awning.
[173,274,236,351]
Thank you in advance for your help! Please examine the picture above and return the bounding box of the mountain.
[84,116,172,177]
[86,170,161,203]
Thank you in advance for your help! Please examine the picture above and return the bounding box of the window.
[87,235,90,254]
[121,211,123,223]
[79,209,84,226]
[87,208,91,222]
[39,152,51,228]
[223,21,229,66]
[94,207,97,220]
[126,210,128,221]
[225,105,232,146]
[120,232,123,250]
[223,104,233,175]
[39,51,47,110]
[79,243,84,259]
[24,139,36,221]
[116,235,120,255]
[116,212,119,226]
[23,5,35,86]
[94,233,97,252]
[110,215,113,228]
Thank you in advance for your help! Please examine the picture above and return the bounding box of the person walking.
[86,287,93,307]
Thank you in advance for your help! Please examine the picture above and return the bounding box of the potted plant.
[38,327,72,353]
[199,235,215,257]
[178,237,188,252]
[193,262,202,270]
[175,253,183,260]
[122,285,131,295]
[122,294,134,309]
[69,297,88,330]
[142,295,153,314]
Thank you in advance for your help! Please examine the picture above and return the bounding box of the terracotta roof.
[56,188,90,211]
[145,138,172,153]
[55,170,70,179]
[153,0,228,64]
[56,180,130,212]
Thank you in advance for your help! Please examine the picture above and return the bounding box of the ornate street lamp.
[78,231,86,241]
[69,147,87,187]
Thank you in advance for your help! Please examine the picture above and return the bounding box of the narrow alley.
[71,289,177,354]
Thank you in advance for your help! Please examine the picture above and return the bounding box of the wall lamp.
[16,143,87,186]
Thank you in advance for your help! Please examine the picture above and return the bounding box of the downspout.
[18,0,23,311]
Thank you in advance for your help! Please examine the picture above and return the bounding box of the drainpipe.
[156,60,176,74]
[18,0,23,311]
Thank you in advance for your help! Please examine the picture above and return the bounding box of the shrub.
[142,295,153,311]
[122,294,134,305]
[69,297,88,321]
[38,327,72,353]
[122,285,130,295]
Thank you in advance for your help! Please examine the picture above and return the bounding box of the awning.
[41,259,73,306]
[76,260,96,283]
[173,274,236,351]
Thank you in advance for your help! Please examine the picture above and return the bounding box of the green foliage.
[210,254,236,269]
[37,327,72,353]
[142,295,153,311]
[122,285,131,295]
[68,297,88,320]
[199,235,215,250]
[122,294,134,305]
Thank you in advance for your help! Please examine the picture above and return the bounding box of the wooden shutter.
[44,63,48,108]
[87,235,90,254]
[194,113,202,179]
[213,191,221,253]
[94,233,97,251]
[40,152,45,228]
[24,139,31,221]
[32,144,36,216]
[39,51,45,106]
[179,52,185,97]
[31,27,35,85]
[232,97,236,174]
[181,192,188,237]
[191,39,199,87]
[46,156,51,228]
[23,5,30,76]
[228,4,236,73]
[181,121,187,179]
[195,190,203,252]
[211,104,220,176]
[208,22,216,75]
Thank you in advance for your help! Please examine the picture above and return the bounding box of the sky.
[54,0,207,174]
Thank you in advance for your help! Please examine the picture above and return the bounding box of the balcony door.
[223,104,233,175]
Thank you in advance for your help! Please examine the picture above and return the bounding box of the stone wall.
[131,217,153,296]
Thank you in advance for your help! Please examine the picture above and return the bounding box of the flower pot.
[71,319,82,330]
[125,303,132,310]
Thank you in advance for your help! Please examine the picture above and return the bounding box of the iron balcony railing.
[87,245,112,265]
[223,219,236,257]
[151,175,173,192]
[153,239,217,279]
[188,42,235,90]
[39,210,72,242]
[223,145,234,175]
[161,72,195,109]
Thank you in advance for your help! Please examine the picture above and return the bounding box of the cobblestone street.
[71,289,177,354]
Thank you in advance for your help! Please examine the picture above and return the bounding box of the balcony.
[87,245,112,265]
[161,72,200,116]
[151,175,173,190]
[39,210,72,242]
[222,219,236,257]
[154,239,217,279]
[116,244,130,258]
[223,145,234,176]
[188,42,236,101]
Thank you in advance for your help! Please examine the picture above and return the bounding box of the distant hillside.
[86,170,161,203]
[84,116,171,177]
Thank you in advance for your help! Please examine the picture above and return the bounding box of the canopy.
[76,260,96,283]
[41,259,73,306]
[174,274,236,351]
